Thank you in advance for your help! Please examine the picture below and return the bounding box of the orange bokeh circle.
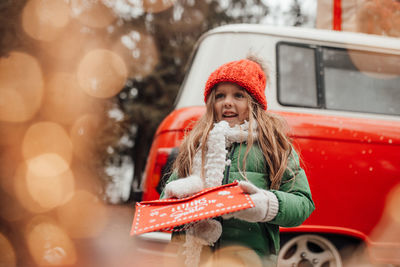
[22,121,73,165]
[77,49,128,98]
[26,216,77,266]
[70,0,116,28]
[22,0,70,41]
[0,52,43,122]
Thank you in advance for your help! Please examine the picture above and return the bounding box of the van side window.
[277,42,400,116]
[323,48,400,115]
[277,44,318,108]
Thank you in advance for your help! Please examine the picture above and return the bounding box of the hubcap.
[277,235,342,267]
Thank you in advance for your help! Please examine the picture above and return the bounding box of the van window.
[323,48,400,115]
[277,43,400,116]
[277,44,318,108]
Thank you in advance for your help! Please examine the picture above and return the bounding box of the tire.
[278,234,343,267]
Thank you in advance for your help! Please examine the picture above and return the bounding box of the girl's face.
[213,83,249,127]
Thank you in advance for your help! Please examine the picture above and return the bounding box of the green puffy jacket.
[161,142,315,265]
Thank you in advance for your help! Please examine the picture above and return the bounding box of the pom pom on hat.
[204,59,267,110]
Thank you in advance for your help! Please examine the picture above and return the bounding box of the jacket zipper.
[222,143,236,185]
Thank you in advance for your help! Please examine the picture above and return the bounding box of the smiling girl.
[161,57,315,267]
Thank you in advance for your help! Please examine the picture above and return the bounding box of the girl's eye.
[235,93,244,98]
[215,93,224,99]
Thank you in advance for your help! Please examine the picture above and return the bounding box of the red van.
[137,24,400,266]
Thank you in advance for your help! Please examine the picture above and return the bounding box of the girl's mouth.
[223,112,237,118]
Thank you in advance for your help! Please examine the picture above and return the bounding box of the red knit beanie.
[204,59,267,110]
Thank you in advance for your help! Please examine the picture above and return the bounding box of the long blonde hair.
[173,88,293,190]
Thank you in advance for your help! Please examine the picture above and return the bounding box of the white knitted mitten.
[163,175,203,199]
[223,181,279,222]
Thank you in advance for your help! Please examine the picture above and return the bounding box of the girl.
[161,57,315,266]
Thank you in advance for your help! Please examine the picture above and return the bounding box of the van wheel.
[278,234,343,267]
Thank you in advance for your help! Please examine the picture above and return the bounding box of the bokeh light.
[70,114,102,161]
[70,0,116,28]
[37,21,108,73]
[203,245,263,267]
[386,184,400,224]
[77,49,128,98]
[0,52,43,122]
[22,0,70,42]
[22,122,73,165]
[27,153,69,177]
[26,154,75,209]
[14,163,50,214]
[40,72,98,125]
[112,28,159,79]
[348,50,400,79]
[369,184,400,262]
[355,0,400,37]
[167,244,191,267]
[0,146,22,194]
[143,0,177,13]
[0,233,16,267]
[26,216,77,266]
[57,190,108,238]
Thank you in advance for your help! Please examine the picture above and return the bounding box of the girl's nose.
[223,95,233,106]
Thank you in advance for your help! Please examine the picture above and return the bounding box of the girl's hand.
[222,181,279,222]
[163,175,204,199]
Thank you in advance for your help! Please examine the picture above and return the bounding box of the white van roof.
[202,24,400,53]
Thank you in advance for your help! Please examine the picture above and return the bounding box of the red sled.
[131,181,254,235]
